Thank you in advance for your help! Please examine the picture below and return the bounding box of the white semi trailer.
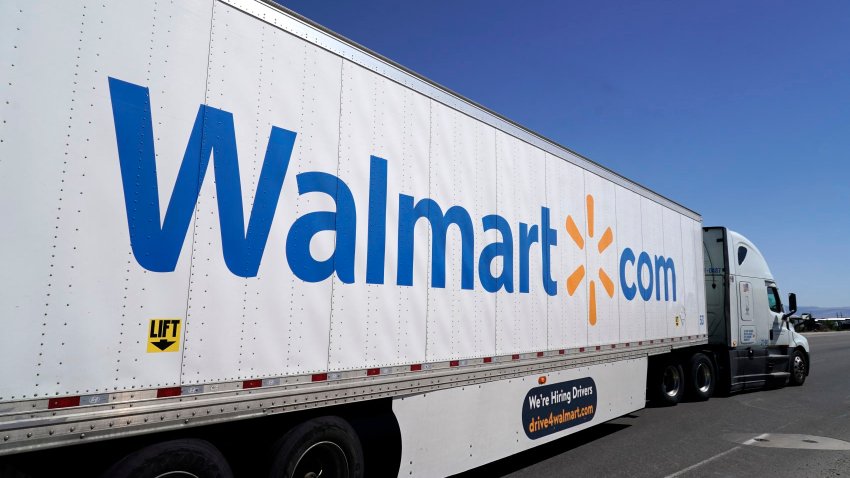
[0,1,809,477]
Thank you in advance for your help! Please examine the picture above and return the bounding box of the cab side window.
[766,287,782,313]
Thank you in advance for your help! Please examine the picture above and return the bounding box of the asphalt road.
[459,332,850,478]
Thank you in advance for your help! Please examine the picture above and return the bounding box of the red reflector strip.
[511,354,520,360]
[367,368,380,376]
[639,341,643,345]
[311,373,328,382]
[449,360,459,367]
[410,364,422,371]
[611,344,616,349]
[579,347,585,352]
[559,349,565,355]
[242,379,262,389]
[595,346,601,351]
[483,357,492,363]
[156,387,181,398]
[536,352,544,357]
[48,396,81,409]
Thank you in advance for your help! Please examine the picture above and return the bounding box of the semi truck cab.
[703,227,810,392]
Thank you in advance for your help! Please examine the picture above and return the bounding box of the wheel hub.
[293,441,349,478]
[663,365,681,397]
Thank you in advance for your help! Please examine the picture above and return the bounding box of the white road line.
[742,433,771,446]
[663,446,743,478]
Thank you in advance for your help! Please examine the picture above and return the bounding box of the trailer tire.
[789,349,807,386]
[103,438,233,478]
[269,416,363,478]
[686,353,715,401]
[0,463,31,478]
[651,360,684,406]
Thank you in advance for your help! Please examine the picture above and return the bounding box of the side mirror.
[783,293,797,320]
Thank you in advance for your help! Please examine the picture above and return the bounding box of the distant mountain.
[797,306,850,318]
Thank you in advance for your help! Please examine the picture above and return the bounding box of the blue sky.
[275,0,849,307]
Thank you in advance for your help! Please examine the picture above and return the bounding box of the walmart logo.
[562,194,678,327]
[108,78,676,312]
[565,195,616,326]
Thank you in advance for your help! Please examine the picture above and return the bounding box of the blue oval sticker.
[522,377,597,439]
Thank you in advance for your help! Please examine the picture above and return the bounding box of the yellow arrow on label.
[147,318,182,353]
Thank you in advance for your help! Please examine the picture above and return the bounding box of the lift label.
[522,377,597,439]
[147,318,182,353]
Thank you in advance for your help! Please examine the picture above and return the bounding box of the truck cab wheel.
[686,353,715,401]
[789,349,807,386]
[103,439,233,478]
[651,361,684,406]
[269,416,363,478]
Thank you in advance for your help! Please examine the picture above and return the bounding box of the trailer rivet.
[184,419,189,424]
[26,433,32,438]
[48,430,54,435]
[3,436,8,441]
[126,420,131,425]
[80,433,85,439]
[90,425,95,430]
[70,427,75,432]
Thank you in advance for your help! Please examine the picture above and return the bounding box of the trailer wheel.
[789,349,807,386]
[651,360,684,406]
[686,353,715,401]
[0,463,30,478]
[103,438,233,478]
[269,416,363,478]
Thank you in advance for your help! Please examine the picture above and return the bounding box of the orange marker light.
[538,376,547,385]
